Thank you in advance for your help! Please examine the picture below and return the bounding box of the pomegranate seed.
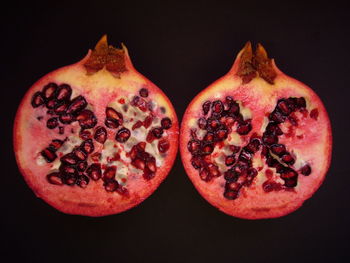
[103,166,117,181]
[139,88,149,97]
[199,168,211,181]
[143,115,153,128]
[284,176,298,188]
[208,163,220,177]
[152,127,163,138]
[270,144,286,156]
[132,120,143,130]
[116,128,131,143]
[191,156,203,169]
[54,101,68,114]
[47,117,59,129]
[269,110,286,123]
[59,113,75,124]
[73,147,87,161]
[226,181,242,192]
[81,139,95,154]
[41,148,57,163]
[132,159,146,170]
[236,120,252,135]
[207,118,220,130]
[105,118,120,129]
[246,138,261,153]
[262,180,282,192]
[262,133,278,145]
[239,150,252,164]
[202,143,214,155]
[77,161,88,171]
[224,170,238,182]
[58,126,64,134]
[116,185,129,196]
[49,139,64,151]
[215,129,228,141]
[61,153,78,165]
[203,132,215,143]
[86,163,102,180]
[46,98,57,109]
[76,109,97,129]
[47,172,63,185]
[223,190,238,200]
[281,153,295,165]
[161,117,172,129]
[76,174,90,188]
[79,129,92,140]
[31,92,45,108]
[265,123,283,135]
[277,99,291,115]
[42,83,58,99]
[230,145,240,154]
[158,139,170,153]
[66,96,87,114]
[202,101,211,115]
[106,107,123,122]
[300,164,312,176]
[146,158,157,173]
[197,118,207,129]
[94,126,107,144]
[310,108,319,120]
[280,168,298,179]
[225,155,236,166]
[56,84,72,101]
[212,100,224,114]
[104,180,119,192]
[296,97,306,108]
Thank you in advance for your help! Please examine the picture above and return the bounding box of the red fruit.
[13,35,179,217]
[180,42,332,219]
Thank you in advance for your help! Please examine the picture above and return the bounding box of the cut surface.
[14,36,179,217]
[180,42,332,219]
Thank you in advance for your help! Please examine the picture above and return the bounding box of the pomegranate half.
[14,36,179,217]
[180,42,332,219]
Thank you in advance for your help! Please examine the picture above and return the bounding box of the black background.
[2,1,350,262]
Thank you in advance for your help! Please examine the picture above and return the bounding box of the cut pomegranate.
[180,42,332,219]
[14,35,179,217]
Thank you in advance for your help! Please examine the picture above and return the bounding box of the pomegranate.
[180,42,332,219]
[14,36,179,217]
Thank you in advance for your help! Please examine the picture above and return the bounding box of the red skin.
[14,40,179,217]
[180,44,332,219]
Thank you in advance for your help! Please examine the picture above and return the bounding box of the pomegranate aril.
[56,84,72,101]
[236,120,252,135]
[46,98,58,109]
[225,155,236,166]
[106,107,123,123]
[79,129,92,140]
[269,110,286,123]
[86,163,102,180]
[201,143,214,155]
[212,100,224,114]
[105,118,120,129]
[230,145,240,154]
[81,139,95,154]
[197,118,207,129]
[132,159,146,170]
[296,97,306,108]
[64,174,77,186]
[224,170,238,182]
[132,120,143,130]
[146,158,157,173]
[76,174,90,188]
[224,190,238,200]
[116,185,129,196]
[203,132,215,143]
[310,108,319,120]
[208,163,220,177]
[54,101,68,114]
[199,168,211,182]
[202,101,211,115]
[191,156,203,169]
[215,129,228,141]
[143,115,153,128]
[66,96,87,115]
[270,144,286,156]
[207,118,220,130]
[239,150,252,164]
[116,128,131,143]
[263,133,278,145]
[77,161,88,172]
[76,110,97,129]
[61,153,78,165]
[49,139,64,151]
[47,172,63,185]
[42,83,58,99]
[281,153,295,165]
[143,169,155,180]
[262,180,282,192]
[265,123,283,135]
[161,117,172,129]
[31,92,45,108]
[94,126,107,144]
[41,148,57,163]
[139,88,149,97]
[73,147,87,161]
[300,164,312,176]
[152,127,163,138]
[246,168,258,185]
[103,166,116,181]
[280,168,298,179]
[284,176,298,188]
[59,113,75,124]
[58,126,64,134]
[46,117,59,129]
[158,139,170,153]
[246,138,261,153]
[104,180,119,192]
[277,99,292,115]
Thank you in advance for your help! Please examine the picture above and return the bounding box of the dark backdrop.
[1,1,349,262]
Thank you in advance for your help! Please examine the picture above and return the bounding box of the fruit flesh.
[14,36,179,216]
[180,42,332,219]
